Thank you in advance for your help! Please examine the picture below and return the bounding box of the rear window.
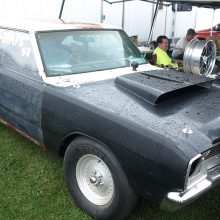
[0,29,38,76]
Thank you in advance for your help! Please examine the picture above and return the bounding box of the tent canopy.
[165,0,220,9]
[103,0,220,9]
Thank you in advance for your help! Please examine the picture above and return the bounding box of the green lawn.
[0,123,219,220]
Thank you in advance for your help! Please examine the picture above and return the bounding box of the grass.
[0,123,219,220]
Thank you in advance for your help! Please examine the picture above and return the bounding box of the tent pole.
[101,0,104,22]
[147,0,160,44]
[210,8,216,36]
[122,0,125,28]
[59,0,66,19]
[194,6,198,30]
[164,5,168,35]
[171,3,177,45]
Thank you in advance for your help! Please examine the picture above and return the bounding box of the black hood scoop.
[115,70,214,104]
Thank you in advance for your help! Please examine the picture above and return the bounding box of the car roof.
[0,19,121,32]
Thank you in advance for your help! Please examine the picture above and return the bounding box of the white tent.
[103,0,220,9]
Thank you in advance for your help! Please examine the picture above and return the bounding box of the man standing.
[172,28,196,60]
[153,35,177,68]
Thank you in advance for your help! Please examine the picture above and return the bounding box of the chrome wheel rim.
[76,154,114,205]
[183,39,216,77]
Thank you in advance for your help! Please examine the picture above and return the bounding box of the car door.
[0,28,44,143]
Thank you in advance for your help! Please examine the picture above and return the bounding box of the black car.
[0,20,220,220]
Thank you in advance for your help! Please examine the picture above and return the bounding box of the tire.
[64,137,137,220]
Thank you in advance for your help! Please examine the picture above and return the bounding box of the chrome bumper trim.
[160,164,220,212]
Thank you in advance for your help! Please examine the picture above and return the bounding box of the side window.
[0,29,38,76]
[213,25,217,31]
[212,25,220,32]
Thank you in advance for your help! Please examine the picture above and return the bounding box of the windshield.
[36,30,146,76]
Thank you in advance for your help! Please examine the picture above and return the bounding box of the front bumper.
[160,164,220,212]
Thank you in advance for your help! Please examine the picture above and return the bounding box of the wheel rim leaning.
[183,38,216,77]
[76,154,114,205]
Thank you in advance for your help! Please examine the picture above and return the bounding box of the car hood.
[60,70,220,155]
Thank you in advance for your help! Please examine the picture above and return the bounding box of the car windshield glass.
[36,30,146,76]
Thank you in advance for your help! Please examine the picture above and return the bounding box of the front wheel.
[64,137,137,220]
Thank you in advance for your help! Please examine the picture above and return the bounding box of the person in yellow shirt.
[153,35,178,68]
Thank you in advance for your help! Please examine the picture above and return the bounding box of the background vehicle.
[195,23,220,39]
